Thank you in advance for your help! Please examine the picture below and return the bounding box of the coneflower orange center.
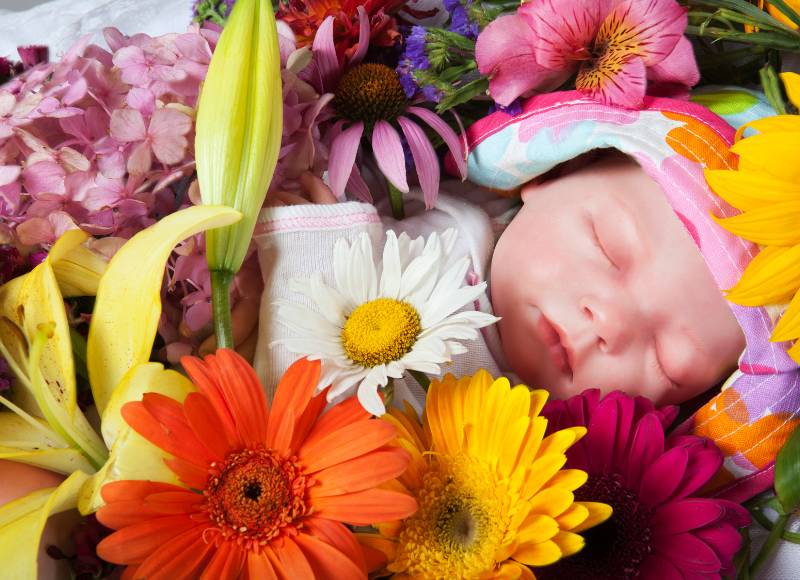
[205,448,309,548]
[333,63,407,125]
[341,298,422,367]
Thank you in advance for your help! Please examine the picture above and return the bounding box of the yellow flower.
[195,0,283,274]
[783,71,800,108]
[705,112,800,361]
[362,371,612,579]
[748,1,800,29]
[0,205,240,577]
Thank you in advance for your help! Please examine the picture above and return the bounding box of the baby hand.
[268,172,338,206]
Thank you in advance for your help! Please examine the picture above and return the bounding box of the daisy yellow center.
[391,454,509,578]
[341,298,422,367]
[205,448,309,548]
[333,63,407,125]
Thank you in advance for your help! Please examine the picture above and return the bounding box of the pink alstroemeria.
[312,9,466,207]
[109,107,192,175]
[476,0,700,108]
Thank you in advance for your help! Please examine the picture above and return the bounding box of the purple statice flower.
[488,98,523,117]
[448,3,479,39]
[397,26,431,99]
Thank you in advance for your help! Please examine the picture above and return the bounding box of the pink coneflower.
[540,389,750,579]
[312,10,466,208]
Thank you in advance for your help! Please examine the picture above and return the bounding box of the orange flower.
[96,350,416,579]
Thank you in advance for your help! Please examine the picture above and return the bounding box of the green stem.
[211,269,234,350]
[750,512,790,576]
[388,181,405,220]
[760,61,788,114]
[409,370,431,392]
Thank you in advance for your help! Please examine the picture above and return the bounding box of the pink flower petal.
[127,141,152,175]
[23,161,66,196]
[638,445,688,508]
[586,397,618,474]
[577,54,647,109]
[127,88,156,115]
[650,499,725,536]
[113,46,149,85]
[653,531,721,573]
[16,217,54,245]
[371,120,408,193]
[407,106,466,180]
[476,14,571,107]
[312,16,340,92]
[625,413,664,485]
[523,0,606,70]
[327,121,364,199]
[600,0,687,67]
[397,116,439,209]
[149,108,191,165]
[110,108,147,142]
[694,524,744,561]
[0,165,21,188]
[647,35,700,94]
[346,162,373,203]
[668,445,721,499]
[350,6,371,67]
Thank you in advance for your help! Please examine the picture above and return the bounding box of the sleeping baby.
[255,90,800,498]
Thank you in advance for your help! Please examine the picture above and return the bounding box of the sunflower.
[705,77,800,360]
[95,349,417,578]
[361,371,612,579]
[274,229,498,416]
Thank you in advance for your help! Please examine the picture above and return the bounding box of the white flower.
[273,228,499,415]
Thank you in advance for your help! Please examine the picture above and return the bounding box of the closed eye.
[588,214,617,269]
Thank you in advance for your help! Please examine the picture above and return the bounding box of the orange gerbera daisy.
[96,349,417,579]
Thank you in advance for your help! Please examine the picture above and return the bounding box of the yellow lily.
[0,205,240,577]
[195,0,282,347]
[706,110,800,361]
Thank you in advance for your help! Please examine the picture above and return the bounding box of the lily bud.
[195,0,283,274]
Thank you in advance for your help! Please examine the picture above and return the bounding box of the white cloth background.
[0,0,798,577]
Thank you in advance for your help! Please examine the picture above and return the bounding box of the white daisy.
[273,228,499,415]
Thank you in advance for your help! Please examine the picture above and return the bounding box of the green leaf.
[775,423,800,513]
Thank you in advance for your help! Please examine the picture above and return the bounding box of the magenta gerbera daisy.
[309,9,466,208]
[540,389,750,580]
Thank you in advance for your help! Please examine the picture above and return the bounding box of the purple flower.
[448,4,479,39]
[397,26,431,99]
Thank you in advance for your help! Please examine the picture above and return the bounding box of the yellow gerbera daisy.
[362,371,612,579]
[705,88,800,361]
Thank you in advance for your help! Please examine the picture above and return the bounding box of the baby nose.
[579,296,634,353]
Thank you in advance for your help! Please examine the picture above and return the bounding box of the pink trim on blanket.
[254,212,380,236]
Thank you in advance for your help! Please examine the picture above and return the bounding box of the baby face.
[491,156,745,405]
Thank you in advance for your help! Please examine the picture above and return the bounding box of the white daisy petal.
[358,378,386,416]
[380,230,402,299]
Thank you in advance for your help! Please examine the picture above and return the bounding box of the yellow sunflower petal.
[771,287,800,342]
[87,205,240,415]
[726,244,800,306]
[526,487,575,518]
[714,202,800,245]
[0,470,90,579]
[521,454,568,499]
[551,531,585,557]
[490,560,536,579]
[498,416,532,478]
[571,501,614,533]
[537,427,586,458]
[781,72,800,109]
[733,128,800,182]
[542,468,589,494]
[704,168,800,211]
[512,539,562,566]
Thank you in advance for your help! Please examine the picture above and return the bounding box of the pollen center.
[333,63,407,125]
[205,448,309,548]
[341,298,422,367]
[391,455,508,578]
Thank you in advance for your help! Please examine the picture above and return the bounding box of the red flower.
[540,389,750,580]
[278,0,403,61]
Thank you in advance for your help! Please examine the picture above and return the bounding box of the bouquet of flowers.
[1,0,800,578]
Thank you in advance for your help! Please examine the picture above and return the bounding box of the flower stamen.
[333,63,407,125]
[341,298,422,367]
